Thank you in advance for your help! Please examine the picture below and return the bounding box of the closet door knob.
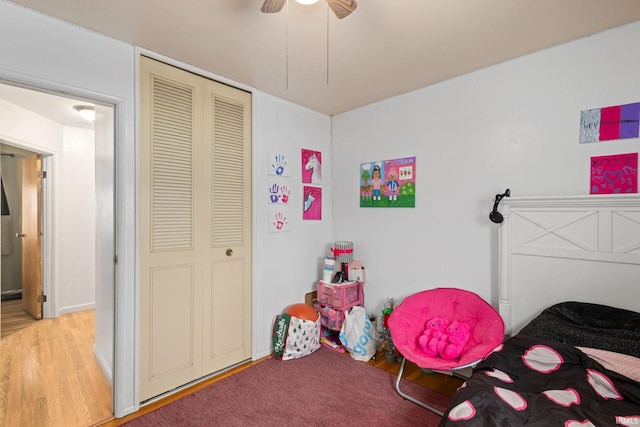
[16,233,25,238]
[226,249,233,256]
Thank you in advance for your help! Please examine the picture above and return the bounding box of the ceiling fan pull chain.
[286,0,289,90]
[326,2,330,85]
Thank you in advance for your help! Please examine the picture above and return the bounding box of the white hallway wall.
[60,126,96,313]
[331,21,640,316]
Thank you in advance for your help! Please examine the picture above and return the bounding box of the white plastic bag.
[339,306,376,362]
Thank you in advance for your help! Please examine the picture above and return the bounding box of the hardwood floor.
[367,351,465,397]
[0,307,113,426]
[1,299,38,339]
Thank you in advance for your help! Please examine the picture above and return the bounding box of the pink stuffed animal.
[437,321,471,360]
[418,318,449,356]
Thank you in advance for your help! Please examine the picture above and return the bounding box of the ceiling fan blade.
[261,0,287,14]
[327,0,357,19]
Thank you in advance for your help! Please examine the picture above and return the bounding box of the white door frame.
[0,72,134,417]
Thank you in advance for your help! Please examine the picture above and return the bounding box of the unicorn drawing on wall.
[303,151,322,184]
[303,186,321,220]
[303,192,315,212]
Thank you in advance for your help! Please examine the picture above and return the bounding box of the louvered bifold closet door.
[140,57,204,401]
[140,56,252,402]
[201,80,252,374]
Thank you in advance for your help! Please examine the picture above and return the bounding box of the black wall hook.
[489,189,510,223]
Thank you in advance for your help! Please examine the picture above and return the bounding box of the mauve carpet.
[124,347,451,427]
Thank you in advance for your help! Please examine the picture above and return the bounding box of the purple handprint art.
[269,182,280,203]
[268,182,291,204]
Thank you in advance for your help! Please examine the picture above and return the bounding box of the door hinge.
[39,294,47,303]
[114,254,118,265]
[40,170,47,179]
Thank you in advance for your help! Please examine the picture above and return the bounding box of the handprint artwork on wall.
[268,152,290,177]
[269,210,290,232]
[268,181,291,204]
[279,185,290,203]
[269,182,280,203]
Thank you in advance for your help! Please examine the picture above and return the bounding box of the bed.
[439,195,640,426]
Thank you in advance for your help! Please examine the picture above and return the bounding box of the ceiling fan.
[261,0,358,19]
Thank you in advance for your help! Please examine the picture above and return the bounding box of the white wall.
[94,104,116,384]
[58,127,96,313]
[252,91,332,357]
[331,21,640,317]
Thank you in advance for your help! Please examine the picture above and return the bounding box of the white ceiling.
[0,82,95,130]
[4,0,640,116]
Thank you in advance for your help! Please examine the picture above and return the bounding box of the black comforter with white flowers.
[439,302,640,426]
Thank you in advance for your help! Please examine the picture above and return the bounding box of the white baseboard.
[93,343,114,386]
[57,302,95,316]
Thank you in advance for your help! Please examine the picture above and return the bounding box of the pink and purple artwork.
[590,152,638,194]
[302,186,322,220]
[268,181,291,204]
[580,102,640,143]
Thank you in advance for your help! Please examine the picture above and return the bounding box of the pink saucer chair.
[387,287,504,415]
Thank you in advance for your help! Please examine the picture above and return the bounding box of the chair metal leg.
[395,357,444,417]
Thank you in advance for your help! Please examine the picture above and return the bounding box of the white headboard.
[498,194,640,335]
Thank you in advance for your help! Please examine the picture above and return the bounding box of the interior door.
[140,58,203,400]
[21,154,42,319]
[201,79,252,374]
[140,56,252,401]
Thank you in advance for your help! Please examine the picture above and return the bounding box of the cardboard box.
[348,260,366,282]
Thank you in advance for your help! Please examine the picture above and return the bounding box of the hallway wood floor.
[1,299,38,339]
[0,308,113,426]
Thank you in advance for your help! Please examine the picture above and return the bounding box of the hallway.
[0,309,113,426]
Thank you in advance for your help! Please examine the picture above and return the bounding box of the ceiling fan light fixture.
[261,0,356,18]
[73,105,95,122]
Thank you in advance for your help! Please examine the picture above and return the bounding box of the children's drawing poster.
[302,186,322,220]
[301,149,322,184]
[360,157,416,208]
[590,152,637,194]
[269,152,290,177]
[580,102,640,143]
[269,210,290,232]
[268,181,291,204]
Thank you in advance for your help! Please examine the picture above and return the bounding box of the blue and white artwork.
[269,152,290,177]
